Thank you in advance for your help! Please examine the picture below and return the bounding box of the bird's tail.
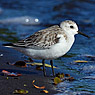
[3,43,14,48]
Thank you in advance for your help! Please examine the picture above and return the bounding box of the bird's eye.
[70,26,74,29]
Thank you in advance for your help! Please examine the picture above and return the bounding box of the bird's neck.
[64,31,75,44]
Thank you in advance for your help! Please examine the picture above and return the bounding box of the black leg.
[42,59,46,76]
[50,60,55,77]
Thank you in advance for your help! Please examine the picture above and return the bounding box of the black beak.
[78,31,90,38]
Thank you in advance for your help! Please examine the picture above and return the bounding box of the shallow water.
[0,0,95,95]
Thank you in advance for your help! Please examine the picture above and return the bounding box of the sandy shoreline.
[0,62,58,95]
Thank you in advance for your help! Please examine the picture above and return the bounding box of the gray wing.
[13,25,63,49]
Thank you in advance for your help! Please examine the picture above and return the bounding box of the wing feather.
[13,25,64,49]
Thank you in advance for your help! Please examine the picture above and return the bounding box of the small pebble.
[6,77,8,80]
[24,84,27,86]
[0,54,3,57]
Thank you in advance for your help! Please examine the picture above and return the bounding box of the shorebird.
[3,20,89,76]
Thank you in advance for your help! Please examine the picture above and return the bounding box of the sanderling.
[3,20,89,76]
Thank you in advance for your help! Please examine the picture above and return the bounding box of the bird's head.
[60,20,90,38]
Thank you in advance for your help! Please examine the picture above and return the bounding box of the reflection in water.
[0,16,40,25]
